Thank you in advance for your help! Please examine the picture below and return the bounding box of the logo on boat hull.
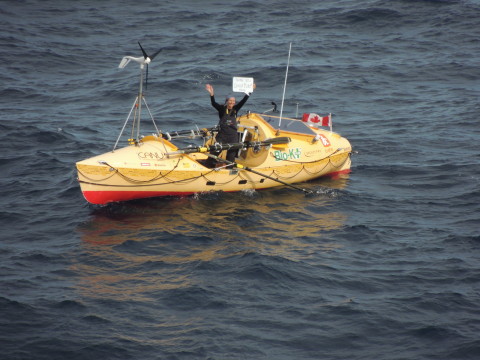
[273,148,302,161]
[316,134,331,147]
[137,152,165,160]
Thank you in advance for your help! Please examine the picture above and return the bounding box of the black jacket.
[210,94,249,142]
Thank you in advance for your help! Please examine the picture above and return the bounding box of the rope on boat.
[78,151,351,188]
[79,157,213,186]
[269,150,350,180]
[111,157,183,184]
[76,167,119,183]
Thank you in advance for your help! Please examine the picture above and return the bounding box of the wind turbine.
[119,42,162,89]
[119,42,162,69]
[114,42,162,150]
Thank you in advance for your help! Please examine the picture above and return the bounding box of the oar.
[239,164,314,195]
[205,153,315,195]
[169,137,291,155]
[161,126,217,140]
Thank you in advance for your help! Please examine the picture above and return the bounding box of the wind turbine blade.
[138,41,148,59]
[151,48,162,60]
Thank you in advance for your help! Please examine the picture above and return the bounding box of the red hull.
[82,190,196,205]
[81,168,351,205]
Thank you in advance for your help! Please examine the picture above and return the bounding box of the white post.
[278,42,292,128]
[136,64,144,140]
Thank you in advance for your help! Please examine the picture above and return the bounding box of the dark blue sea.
[1,0,479,359]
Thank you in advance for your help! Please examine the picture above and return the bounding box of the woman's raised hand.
[205,84,214,96]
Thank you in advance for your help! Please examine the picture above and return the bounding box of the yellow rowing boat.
[75,44,352,205]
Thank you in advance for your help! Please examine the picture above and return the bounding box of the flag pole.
[278,42,292,128]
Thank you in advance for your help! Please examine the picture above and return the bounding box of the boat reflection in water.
[73,177,348,301]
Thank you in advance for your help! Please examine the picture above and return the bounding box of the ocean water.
[1,0,479,359]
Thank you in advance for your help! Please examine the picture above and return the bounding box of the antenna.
[278,42,292,128]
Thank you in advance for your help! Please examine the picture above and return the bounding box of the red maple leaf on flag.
[310,115,320,123]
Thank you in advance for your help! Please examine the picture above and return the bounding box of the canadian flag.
[302,113,332,129]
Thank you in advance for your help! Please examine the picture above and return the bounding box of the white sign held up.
[232,77,254,94]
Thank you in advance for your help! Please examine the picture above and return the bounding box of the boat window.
[263,116,317,135]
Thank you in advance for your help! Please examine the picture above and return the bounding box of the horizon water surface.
[1,0,479,359]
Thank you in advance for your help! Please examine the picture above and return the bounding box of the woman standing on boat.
[205,83,256,167]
